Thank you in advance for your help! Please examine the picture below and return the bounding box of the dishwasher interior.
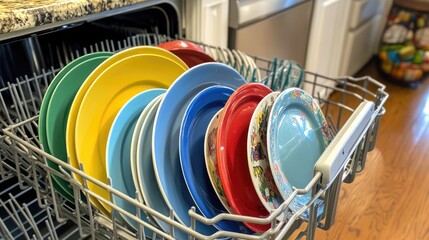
[0,1,388,239]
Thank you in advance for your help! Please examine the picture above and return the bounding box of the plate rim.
[179,85,238,231]
[72,50,187,214]
[66,46,187,186]
[152,62,246,234]
[217,83,272,232]
[267,87,330,215]
[106,88,165,232]
[247,91,283,213]
[46,55,112,201]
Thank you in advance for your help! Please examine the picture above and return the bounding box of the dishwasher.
[0,0,388,239]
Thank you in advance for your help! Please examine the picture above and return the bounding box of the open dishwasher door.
[228,0,313,66]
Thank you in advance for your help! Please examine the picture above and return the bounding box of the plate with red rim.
[217,83,272,232]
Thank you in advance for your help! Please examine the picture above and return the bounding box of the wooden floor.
[293,59,429,239]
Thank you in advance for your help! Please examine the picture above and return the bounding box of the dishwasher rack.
[0,34,388,240]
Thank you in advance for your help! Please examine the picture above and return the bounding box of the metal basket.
[0,34,388,240]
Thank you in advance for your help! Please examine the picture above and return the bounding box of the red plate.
[217,83,272,232]
[158,40,215,67]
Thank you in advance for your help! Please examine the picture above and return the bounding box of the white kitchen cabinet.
[306,0,352,78]
[185,0,229,47]
[304,0,352,97]
[306,0,392,80]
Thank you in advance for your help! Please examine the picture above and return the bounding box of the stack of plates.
[39,43,331,239]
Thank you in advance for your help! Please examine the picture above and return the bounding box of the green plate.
[42,52,113,202]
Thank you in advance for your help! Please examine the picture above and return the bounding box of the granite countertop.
[0,0,150,34]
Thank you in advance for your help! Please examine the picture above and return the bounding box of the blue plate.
[136,95,187,239]
[106,88,165,232]
[267,88,330,218]
[152,63,247,236]
[179,86,252,233]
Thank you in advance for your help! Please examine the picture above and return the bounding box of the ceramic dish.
[152,62,246,235]
[166,49,215,68]
[204,109,232,213]
[231,49,243,73]
[237,50,250,76]
[106,89,165,232]
[217,83,272,232]
[158,40,214,68]
[38,52,111,201]
[247,91,283,213]
[135,95,187,239]
[246,55,261,82]
[286,61,304,89]
[158,40,205,53]
[66,46,187,186]
[267,88,330,218]
[73,49,187,213]
[46,55,112,201]
[180,86,251,233]
[40,52,111,153]
[130,94,164,202]
[224,49,235,68]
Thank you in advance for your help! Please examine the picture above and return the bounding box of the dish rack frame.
[0,33,388,240]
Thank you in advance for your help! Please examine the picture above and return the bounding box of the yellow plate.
[74,53,188,214]
[66,46,187,215]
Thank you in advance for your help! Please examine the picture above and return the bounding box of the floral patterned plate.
[204,109,231,212]
[247,92,283,213]
[267,88,330,219]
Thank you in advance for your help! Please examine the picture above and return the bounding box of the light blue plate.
[106,88,165,232]
[136,95,187,240]
[179,86,252,233]
[152,63,247,236]
[267,88,330,218]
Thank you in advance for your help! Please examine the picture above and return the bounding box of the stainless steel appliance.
[228,0,313,66]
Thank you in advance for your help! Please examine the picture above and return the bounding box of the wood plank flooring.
[293,59,429,239]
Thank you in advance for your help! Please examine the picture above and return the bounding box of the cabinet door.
[306,0,351,76]
[341,15,378,76]
[185,0,229,48]
[305,0,352,97]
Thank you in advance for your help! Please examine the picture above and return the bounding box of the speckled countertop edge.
[0,0,150,34]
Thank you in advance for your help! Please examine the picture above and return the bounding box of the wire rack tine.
[0,218,14,240]
[39,153,67,223]
[6,200,31,239]
[19,202,43,239]
[46,208,60,240]
[107,178,119,240]
[79,163,96,240]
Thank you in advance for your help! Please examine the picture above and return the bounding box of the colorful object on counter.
[377,5,429,85]
[383,24,408,44]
